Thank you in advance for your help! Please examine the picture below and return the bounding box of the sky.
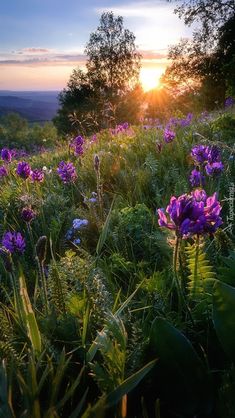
[0,0,194,91]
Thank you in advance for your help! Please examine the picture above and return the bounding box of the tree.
[163,1,235,109]
[54,12,142,135]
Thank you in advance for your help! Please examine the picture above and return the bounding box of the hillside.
[0,90,60,122]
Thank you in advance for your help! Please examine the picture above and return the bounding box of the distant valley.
[0,91,60,122]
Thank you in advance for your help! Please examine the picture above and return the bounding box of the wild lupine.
[72,218,88,230]
[189,169,205,187]
[72,135,84,156]
[16,161,31,179]
[21,208,36,223]
[1,148,12,163]
[31,169,45,182]
[0,166,8,178]
[57,161,77,183]
[205,161,224,176]
[157,190,222,238]
[2,231,26,254]
[163,128,176,143]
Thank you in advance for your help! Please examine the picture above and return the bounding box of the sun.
[140,67,164,91]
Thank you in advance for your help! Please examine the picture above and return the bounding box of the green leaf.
[19,276,42,356]
[213,280,235,362]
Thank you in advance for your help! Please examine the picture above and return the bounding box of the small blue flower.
[65,228,73,240]
[73,238,81,245]
[72,219,88,230]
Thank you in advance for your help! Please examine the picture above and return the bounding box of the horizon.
[0,0,195,92]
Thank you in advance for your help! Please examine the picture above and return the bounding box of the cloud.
[20,48,51,54]
[0,50,86,65]
[95,1,172,19]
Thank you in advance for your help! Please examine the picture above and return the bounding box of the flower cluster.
[16,161,31,179]
[163,128,176,143]
[111,122,133,136]
[21,208,36,223]
[71,135,85,156]
[1,148,12,163]
[31,168,45,182]
[57,161,77,183]
[65,218,89,245]
[158,189,222,238]
[2,231,26,254]
[189,144,224,186]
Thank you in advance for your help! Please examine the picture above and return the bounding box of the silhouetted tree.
[54,12,142,135]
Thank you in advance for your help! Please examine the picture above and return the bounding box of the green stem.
[36,257,49,315]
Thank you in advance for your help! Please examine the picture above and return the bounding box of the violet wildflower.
[21,207,36,223]
[73,238,81,245]
[31,169,45,182]
[72,135,84,156]
[0,166,7,178]
[57,161,77,184]
[65,228,74,240]
[16,161,31,179]
[207,146,221,163]
[1,148,12,163]
[88,192,97,203]
[157,189,222,238]
[189,169,205,187]
[205,161,224,176]
[72,218,88,230]
[2,231,26,254]
[191,145,209,164]
[163,128,176,143]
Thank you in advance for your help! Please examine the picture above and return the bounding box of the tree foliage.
[54,12,142,135]
[163,1,235,109]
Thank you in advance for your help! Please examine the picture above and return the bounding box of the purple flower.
[72,135,84,156]
[157,189,222,238]
[163,128,176,143]
[0,166,8,178]
[2,231,26,254]
[205,161,224,176]
[73,238,81,245]
[21,208,36,223]
[191,145,209,164]
[225,97,234,108]
[16,161,31,179]
[57,161,77,184]
[31,169,45,182]
[1,148,12,163]
[189,169,205,187]
[207,146,221,163]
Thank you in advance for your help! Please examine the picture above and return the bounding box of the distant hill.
[0,91,60,122]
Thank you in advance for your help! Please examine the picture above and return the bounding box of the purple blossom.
[57,161,77,184]
[191,145,209,164]
[157,189,222,238]
[189,169,205,187]
[205,161,224,176]
[225,97,234,108]
[1,148,12,163]
[21,208,36,223]
[16,161,31,179]
[31,169,45,182]
[207,146,221,163]
[0,166,8,178]
[2,231,26,254]
[72,135,84,156]
[163,128,176,143]
[73,238,81,245]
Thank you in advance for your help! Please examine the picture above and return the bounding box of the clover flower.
[163,128,176,143]
[205,161,224,176]
[189,169,205,187]
[57,161,77,183]
[2,231,26,254]
[0,166,8,178]
[21,208,36,223]
[16,161,31,179]
[157,190,222,238]
[1,148,12,163]
[31,169,45,182]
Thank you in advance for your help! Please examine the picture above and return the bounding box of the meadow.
[0,105,235,418]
